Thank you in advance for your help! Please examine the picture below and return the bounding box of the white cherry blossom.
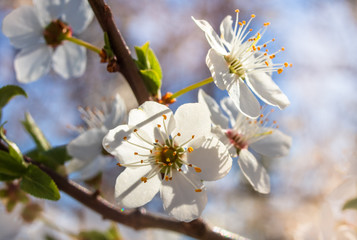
[193,10,290,118]
[2,0,93,83]
[102,101,232,222]
[198,89,291,194]
[66,94,126,180]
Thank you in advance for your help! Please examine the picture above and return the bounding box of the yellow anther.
[265,61,269,66]
[192,135,195,139]
[155,139,159,143]
[133,129,138,132]
[242,20,246,24]
[281,47,285,51]
[263,44,267,48]
[264,53,268,56]
[166,158,170,162]
[162,114,167,120]
[284,62,289,67]
[270,54,275,59]
[195,189,202,193]
[173,151,177,156]
[249,28,253,32]
[134,152,138,155]
[141,177,147,183]
[264,22,271,26]
[123,136,127,140]
[252,45,256,51]
[260,114,264,118]
[260,120,264,124]
[165,176,169,181]
[277,68,283,74]
[265,49,269,52]
[251,14,256,18]
[194,167,202,173]
[188,147,194,153]
[272,38,276,41]
[235,9,240,13]
[257,47,261,50]
[289,63,293,67]
[141,160,144,163]
[116,163,122,167]
[177,132,181,136]
[157,124,161,128]
[239,22,243,26]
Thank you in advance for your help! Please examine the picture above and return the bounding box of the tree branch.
[88,0,150,105]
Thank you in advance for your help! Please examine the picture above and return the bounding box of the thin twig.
[88,0,150,105]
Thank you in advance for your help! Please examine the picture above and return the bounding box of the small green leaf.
[78,231,108,240]
[343,197,357,211]
[0,173,18,181]
[26,145,71,170]
[0,126,24,164]
[22,112,51,151]
[0,151,27,178]
[0,85,27,109]
[147,49,162,80]
[103,32,114,59]
[140,69,161,95]
[20,165,60,201]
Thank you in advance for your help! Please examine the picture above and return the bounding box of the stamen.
[188,147,194,153]
[194,167,202,173]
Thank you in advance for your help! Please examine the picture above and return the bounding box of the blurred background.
[0,0,356,239]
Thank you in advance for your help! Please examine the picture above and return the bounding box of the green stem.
[170,77,214,99]
[64,36,101,54]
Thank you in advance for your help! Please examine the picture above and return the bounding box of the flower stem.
[170,77,214,99]
[65,36,101,54]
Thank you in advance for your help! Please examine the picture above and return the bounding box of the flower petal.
[198,89,229,129]
[52,41,86,79]
[103,94,127,130]
[226,78,260,118]
[128,101,174,141]
[206,48,233,90]
[61,0,94,33]
[220,97,239,127]
[67,128,105,162]
[33,0,65,26]
[115,167,161,208]
[238,149,270,194]
[161,171,207,222]
[220,15,234,44]
[250,129,292,158]
[188,137,232,181]
[2,6,43,49]
[102,125,152,164]
[246,72,290,109]
[66,156,111,180]
[192,17,226,55]
[172,103,211,148]
[14,44,52,83]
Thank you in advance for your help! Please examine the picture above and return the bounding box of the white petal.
[206,48,233,90]
[172,103,211,148]
[103,94,127,130]
[61,0,94,33]
[33,0,65,25]
[250,129,292,158]
[219,15,233,43]
[102,125,152,164]
[192,17,226,55]
[188,137,232,181]
[226,78,260,118]
[198,89,229,129]
[161,171,207,222]
[14,44,52,83]
[52,41,86,79]
[246,72,290,110]
[67,128,105,162]
[67,156,111,180]
[238,149,270,194]
[128,101,174,141]
[115,167,161,208]
[2,6,43,49]
[220,97,239,126]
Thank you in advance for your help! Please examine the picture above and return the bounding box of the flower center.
[225,129,248,153]
[43,19,72,48]
[224,55,246,79]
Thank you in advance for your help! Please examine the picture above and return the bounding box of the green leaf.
[103,32,114,59]
[0,150,27,178]
[0,173,18,181]
[134,42,162,96]
[26,145,71,170]
[22,112,51,151]
[342,197,357,211]
[78,231,108,240]
[20,165,60,201]
[0,85,27,109]
[0,126,24,164]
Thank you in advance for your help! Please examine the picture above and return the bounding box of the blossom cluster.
[2,1,292,223]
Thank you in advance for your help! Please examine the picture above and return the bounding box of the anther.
[265,61,269,66]
[195,189,202,193]
[104,144,110,148]
[284,62,289,67]
[281,47,285,51]
[134,152,138,155]
[141,177,147,183]
[166,158,171,163]
[192,135,195,139]
[157,124,161,128]
[235,9,240,13]
[188,164,193,167]
[251,14,256,18]
[270,54,275,59]
[162,114,167,120]
[141,160,144,163]
[165,176,169,181]
[242,20,246,24]
[272,38,275,41]
[177,133,181,136]
[116,163,122,167]
[123,137,127,140]
[133,129,138,132]
[249,28,253,32]
[289,63,293,67]
[277,68,283,74]
[194,167,202,173]
[188,147,194,153]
